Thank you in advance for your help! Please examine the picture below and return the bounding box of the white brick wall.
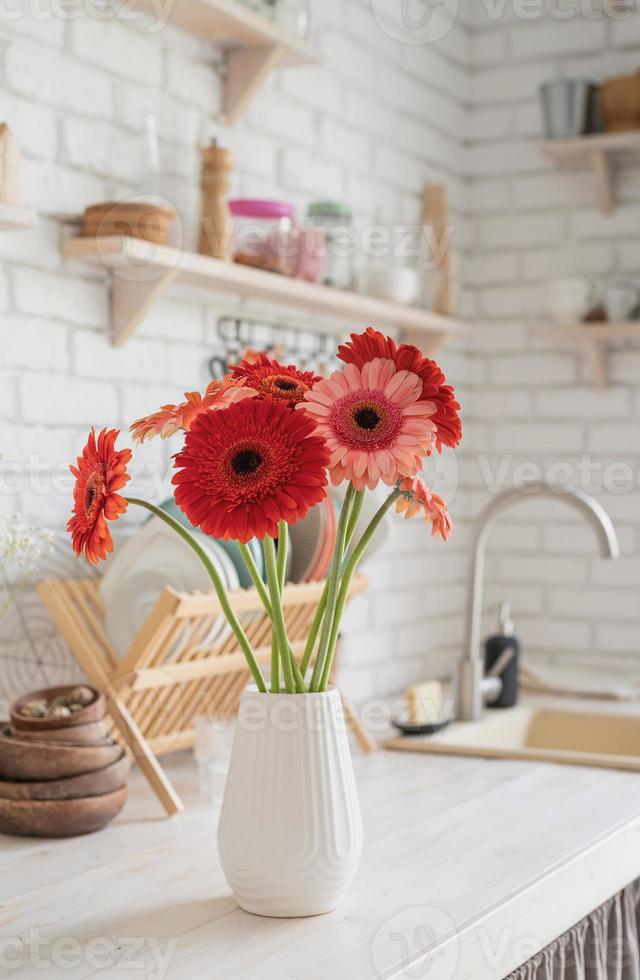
[4,2,637,710]
[0,0,471,709]
[466,5,640,670]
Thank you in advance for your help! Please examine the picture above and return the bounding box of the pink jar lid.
[229,198,295,219]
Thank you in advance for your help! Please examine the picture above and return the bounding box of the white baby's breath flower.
[0,514,54,619]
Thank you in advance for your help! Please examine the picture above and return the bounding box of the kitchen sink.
[386,705,640,772]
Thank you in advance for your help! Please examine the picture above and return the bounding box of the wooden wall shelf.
[0,203,36,230]
[540,321,640,388]
[62,235,467,350]
[135,0,319,123]
[542,131,640,214]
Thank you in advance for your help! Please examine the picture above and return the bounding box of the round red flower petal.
[337,327,462,452]
[230,354,322,407]
[172,397,330,544]
[67,428,131,564]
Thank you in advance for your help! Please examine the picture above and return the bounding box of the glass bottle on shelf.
[307,201,355,290]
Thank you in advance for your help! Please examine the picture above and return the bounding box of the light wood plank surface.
[2,742,640,979]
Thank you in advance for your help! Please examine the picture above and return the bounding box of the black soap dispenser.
[484,602,520,709]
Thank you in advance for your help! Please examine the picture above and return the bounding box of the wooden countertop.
[2,737,640,979]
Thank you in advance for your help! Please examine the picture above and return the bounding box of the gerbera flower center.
[232,449,263,476]
[219,437,285,501]
[273,377,298,392]
[329,389,404,450]
[354,407,381,431]
[84,470,104,518]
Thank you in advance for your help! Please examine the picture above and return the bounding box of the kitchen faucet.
[456,482,620,722]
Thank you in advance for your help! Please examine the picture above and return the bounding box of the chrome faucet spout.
[457,481,620,721]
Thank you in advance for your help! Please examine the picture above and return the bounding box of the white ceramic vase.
[217,686,363,917]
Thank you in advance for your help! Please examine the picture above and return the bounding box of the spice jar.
[230,199,297,275]
[307,201,354,290]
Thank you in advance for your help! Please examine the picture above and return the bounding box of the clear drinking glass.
[193,716,234,807]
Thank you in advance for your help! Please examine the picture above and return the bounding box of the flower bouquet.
[68,327,461,916]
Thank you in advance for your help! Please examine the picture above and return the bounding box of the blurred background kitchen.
[1,0,639,719]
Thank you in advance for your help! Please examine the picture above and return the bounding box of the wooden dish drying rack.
[38,575,370,816]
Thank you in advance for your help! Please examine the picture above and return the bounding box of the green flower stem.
[344,489,365,553]
[319,487,401,691]
[125,498,267,693]
[300,585,328,679]
[290,648,307,692]
[238,540,280,693]
[309,484,355,692]
[263,535,295,694]
[238,542,271,615]
[238,540,306,693]
[298,489,363,682]
[270,631,280,694]
[276,520,288,592]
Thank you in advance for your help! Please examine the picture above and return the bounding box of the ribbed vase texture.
[217,686,363,917]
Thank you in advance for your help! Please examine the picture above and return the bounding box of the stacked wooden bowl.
[83,202,175,244]
[0,685,129,837]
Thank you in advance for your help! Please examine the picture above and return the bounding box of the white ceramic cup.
[368,266,420,306]
[604,280,640,323]
[547,277,594,326]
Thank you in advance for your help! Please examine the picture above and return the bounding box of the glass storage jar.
[307,201,354,290]
[230,199,297,276]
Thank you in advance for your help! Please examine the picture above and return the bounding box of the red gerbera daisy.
[67,429,131,564]
[172,397,330,544]
[337,327,462,452]
[230,354,321,407]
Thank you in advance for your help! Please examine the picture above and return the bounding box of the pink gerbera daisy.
[300,359,437,491]
[337,327,462,452]
[396,476,454,541]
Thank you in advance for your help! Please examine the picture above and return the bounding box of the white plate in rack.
[100,518,236,657]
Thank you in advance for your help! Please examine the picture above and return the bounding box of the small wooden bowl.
[10,719,110,744]
[0,752,130,802]
[11,685,105,732]
[0,724,122,782]
[0,786,128,838]
[83,202,175,244]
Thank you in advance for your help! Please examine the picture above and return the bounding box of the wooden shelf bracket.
[110,266,178,348]
[225,44,285,125]
[134,0,319,124]
[537,320,640,388]
[589,149,614,215]
[542,131,640,215]
[581,333,608,389]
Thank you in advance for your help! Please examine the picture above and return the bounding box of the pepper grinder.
[198,140,233,260]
